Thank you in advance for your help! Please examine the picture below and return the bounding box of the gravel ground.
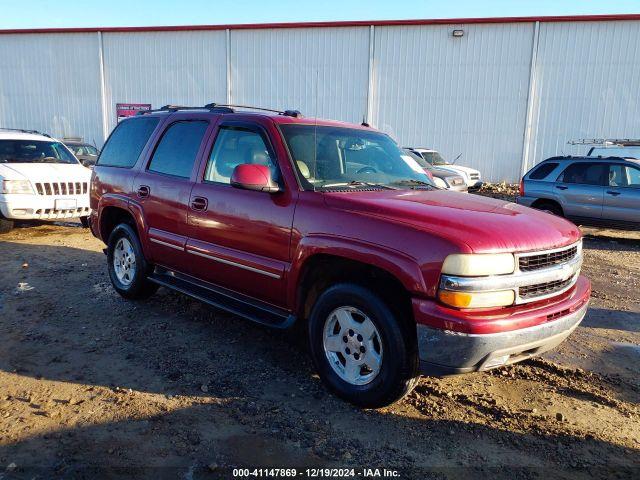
[0,218,638,479]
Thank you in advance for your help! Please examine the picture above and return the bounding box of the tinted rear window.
[559,162,607,186]
[147,121,209,178]
[97,117,159,168]
[529,162,558,180]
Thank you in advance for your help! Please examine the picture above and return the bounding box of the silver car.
[403,149,468,192]
[517,156,640,230]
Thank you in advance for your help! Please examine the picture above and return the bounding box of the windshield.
[0,140,78,164]
[422,151,447,166]
[68,144,99,156]
[281,125,435,191]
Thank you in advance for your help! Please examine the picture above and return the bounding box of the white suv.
[0,129,92,233]
[406,147,483,190]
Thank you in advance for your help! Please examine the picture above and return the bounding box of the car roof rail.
[210,103,303,118]
[544,155,630,162]
[0,127,51,137]
[136,103,302,117]
[568,138,640,147]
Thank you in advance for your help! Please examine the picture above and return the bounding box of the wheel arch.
[98,196,148,254]
[292,238,424,334]
[531,198,564,215]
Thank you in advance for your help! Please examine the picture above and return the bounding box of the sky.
[0,0,639,29]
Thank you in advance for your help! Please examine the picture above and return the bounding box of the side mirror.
[230,164,280,193]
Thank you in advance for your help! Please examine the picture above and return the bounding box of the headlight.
[438,290,515,308]
[442,253,515,276]
[2,180,34,194]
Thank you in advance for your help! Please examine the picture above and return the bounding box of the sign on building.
[116,103,152,122]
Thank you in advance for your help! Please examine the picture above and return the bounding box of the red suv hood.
[324,190,581,254]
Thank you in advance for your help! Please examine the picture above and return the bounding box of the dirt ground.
[0,217,638,479]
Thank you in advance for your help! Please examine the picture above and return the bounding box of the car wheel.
[535,202,563,217]
[0,218,13,234]
[107,223,158,299]
[79,216,90,228]
[308,283,419,408]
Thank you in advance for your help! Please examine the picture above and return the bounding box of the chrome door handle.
[555,185,568,190]
[190,196,208,211]
[606,190,621,196]
[137,185,150,198]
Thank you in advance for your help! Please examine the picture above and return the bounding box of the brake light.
[519,179,525,197]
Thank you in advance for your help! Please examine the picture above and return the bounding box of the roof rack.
[137,104,234,115]
[0,127,51,137]
[206,103,302,117]
[543,155,630,162]
[136,103,302,117]
[568,138,640,146]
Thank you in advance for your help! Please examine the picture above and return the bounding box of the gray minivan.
[517,156,640,230]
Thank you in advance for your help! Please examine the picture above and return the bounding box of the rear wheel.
[0,218,14,234]
[308,283,419,408]
[107,223,158,299]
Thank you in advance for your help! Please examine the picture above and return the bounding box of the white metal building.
[1,14,639,182]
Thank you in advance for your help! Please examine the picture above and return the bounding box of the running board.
[147,270,295,329]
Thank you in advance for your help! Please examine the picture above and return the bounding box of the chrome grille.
[440,240,583,306]
[469,173,480,180]
[35,182,88,195]
[519,276,575,299]
[519,245,578,272]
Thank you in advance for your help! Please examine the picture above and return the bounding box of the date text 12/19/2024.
[232,468,401,478]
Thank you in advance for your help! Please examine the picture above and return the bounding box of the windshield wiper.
[391,179,435,189]
[319,181,399,190]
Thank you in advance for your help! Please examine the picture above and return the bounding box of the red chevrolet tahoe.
[90,104,591,407]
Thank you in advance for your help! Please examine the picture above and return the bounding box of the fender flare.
[98,194,151,259]
[287,234,428,310]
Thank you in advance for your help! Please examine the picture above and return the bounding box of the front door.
[134,118,211,274]
[602,163,640,226]
[186,121,296,307]
[554,162,606,221]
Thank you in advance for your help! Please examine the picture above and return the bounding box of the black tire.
[79,216,90,228]
[0,218,13,234]
[308,283,419,408]
[107,223,158,300]
[534,201,563,217]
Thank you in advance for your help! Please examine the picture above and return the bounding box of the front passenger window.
[204,127,278,184]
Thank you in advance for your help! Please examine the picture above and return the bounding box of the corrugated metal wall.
[230,27,370,123]
[526,20,640,167]
[102,30,228,132]
[1,20,640,182]
[372,23,534,181]
[0,33,103,144]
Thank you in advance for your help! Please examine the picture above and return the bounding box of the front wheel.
[308,283,419,408]
[79,216,90,228]
[107,223,158,299]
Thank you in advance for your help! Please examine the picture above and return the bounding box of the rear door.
[602,163,640,226]
[134,116,212,273]
[554,162,606,221]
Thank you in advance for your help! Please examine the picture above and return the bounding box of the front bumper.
[0,194,90,221]
[467,180,483,191]
[447,183,469,193]
[414,276,590,375]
